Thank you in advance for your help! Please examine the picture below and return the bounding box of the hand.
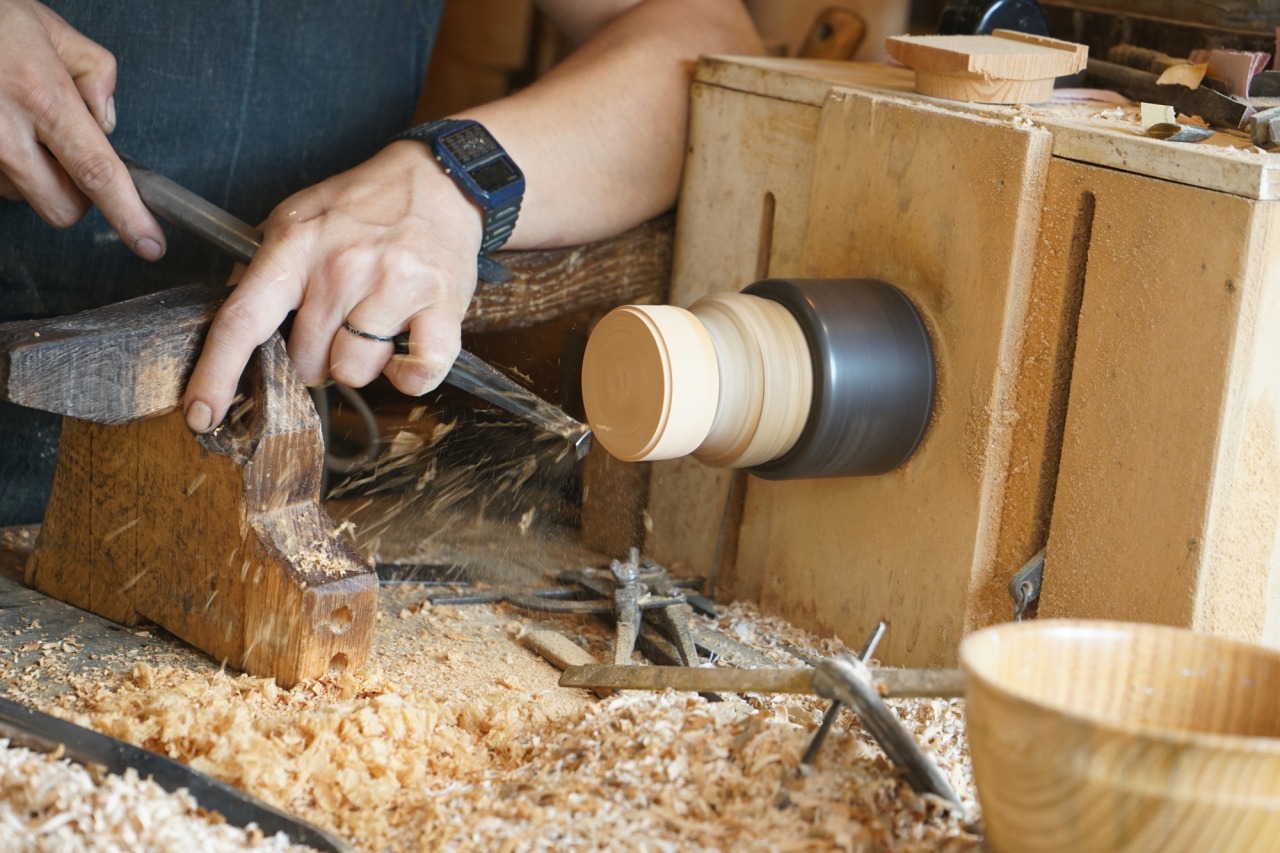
[182,140,483,433]
[0,0,165,258]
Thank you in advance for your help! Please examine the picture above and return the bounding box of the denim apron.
[0,0,445,521]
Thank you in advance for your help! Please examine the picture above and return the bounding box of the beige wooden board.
[736,88,1053,667]
[1040,160,1280,645]
[645,81,823,596]
[884,32,1087,80]
[698,56,1280,200]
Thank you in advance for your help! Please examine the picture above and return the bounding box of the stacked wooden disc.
[581,293,812,466]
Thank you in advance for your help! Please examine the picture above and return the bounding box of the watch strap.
[393,118,522,285]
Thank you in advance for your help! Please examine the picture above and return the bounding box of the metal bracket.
[1008,548,1046,621]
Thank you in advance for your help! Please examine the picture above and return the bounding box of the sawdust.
[21,593,980,852]
[0,740,314,852]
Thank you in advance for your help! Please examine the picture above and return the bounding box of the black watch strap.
[393,119,524,285]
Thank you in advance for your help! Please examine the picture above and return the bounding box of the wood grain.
[885,31,1088,105]
[646,80,823,602]
[963,620,1280,852]
[737,88,1052,667]
[27,334,377,687]
[1039,160,1280,643]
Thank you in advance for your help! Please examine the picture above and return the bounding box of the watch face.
[431,120,525,207]
[471,158,521,193]
[438,124,500,167]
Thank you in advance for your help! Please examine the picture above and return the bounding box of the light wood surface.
[581,305,718,462]
[689,292,811,469]
[1039,160,1280,642]
[736,88,1052,667]
[885,31,1088,105]
[646,80,824,599]
[649,55,1280,662]
[27,334,376,687]
[963,620,1280,852]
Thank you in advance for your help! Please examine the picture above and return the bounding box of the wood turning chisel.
[121,155,592,458]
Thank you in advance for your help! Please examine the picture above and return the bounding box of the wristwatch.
[394,118,525,284]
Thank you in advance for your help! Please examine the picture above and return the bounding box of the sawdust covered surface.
[0,739,314,852]
[26,592,980,852]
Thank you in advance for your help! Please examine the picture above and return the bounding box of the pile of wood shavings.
[30,596,980,851]
[0,740,311,852]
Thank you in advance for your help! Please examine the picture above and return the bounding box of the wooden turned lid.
[581,305,719,462]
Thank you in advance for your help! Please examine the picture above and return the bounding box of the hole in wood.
[328,652,349,675]
[325,606,354,635]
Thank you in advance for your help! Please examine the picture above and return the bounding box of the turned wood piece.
[582,279,933,479]
[962,620,1280,852]
[885,30,1088,104]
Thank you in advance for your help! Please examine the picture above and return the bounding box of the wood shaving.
[0,740,313,851]
[22,595,981,852]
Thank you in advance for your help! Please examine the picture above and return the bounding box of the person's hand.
[182,140,483,433]
[0,0,165,259]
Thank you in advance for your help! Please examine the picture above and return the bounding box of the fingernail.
[100,96,117,134]
[185,400,213,434]
[135,236,164,261]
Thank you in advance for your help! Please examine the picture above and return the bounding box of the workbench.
[645,56,1280,666]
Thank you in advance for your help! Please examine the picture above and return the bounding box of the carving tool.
[122,156,592,458]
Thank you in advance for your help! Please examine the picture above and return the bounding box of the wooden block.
[26,334,376,687]
[1039,159,1280,642]
[885,30,1088,104]
[736,89,1052,666]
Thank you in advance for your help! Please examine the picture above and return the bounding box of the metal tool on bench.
[430,548,702,667]
[560,622,966,808]
[123,156,592,459]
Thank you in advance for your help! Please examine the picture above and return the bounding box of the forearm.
[452,0,763,249]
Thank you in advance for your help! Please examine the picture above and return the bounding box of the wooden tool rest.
[0,217,674,687]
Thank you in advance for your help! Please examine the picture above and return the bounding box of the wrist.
[390,119,525,284]
[386,138,484,242]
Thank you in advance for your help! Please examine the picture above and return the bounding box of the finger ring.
[342,321,396,343]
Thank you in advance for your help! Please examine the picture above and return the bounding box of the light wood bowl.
[961,620,1280,852]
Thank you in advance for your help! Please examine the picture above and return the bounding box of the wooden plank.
[736,88,1053,667]
[699,56,1280,201]
[885,32,1087,77]
[1040,160,1280,644]
[644,81,823,599]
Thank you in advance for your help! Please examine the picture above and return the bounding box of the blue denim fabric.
[0,0,444,523]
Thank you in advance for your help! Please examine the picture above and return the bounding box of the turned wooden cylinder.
[581,278,934,479]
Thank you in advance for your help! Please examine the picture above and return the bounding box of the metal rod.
[122,156,592,455]
[558,663,965,698]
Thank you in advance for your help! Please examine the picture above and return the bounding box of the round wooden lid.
[581,305,719,462]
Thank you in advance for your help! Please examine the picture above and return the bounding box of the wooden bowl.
[961,620,1280,853]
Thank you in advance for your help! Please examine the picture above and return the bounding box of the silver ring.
[342,321,396,343]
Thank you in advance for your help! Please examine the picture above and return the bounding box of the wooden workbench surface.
[0,517,979,851]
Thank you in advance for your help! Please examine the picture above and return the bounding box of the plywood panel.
[645,82,823,596]
[1041,160,1280,643]
[737,88,1053,666]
